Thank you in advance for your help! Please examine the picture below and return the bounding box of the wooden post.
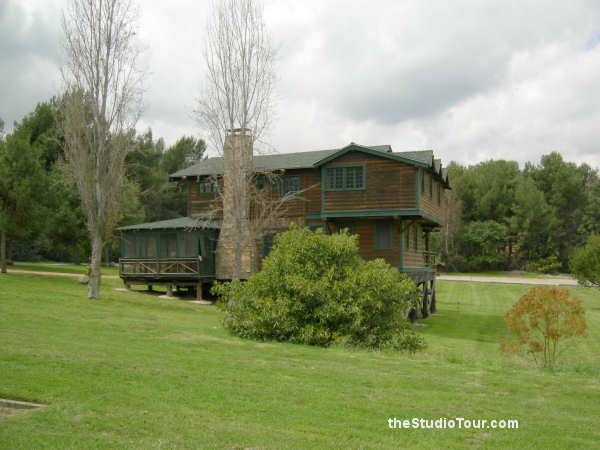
[421,282,429,318]
[430,279,436,314]
[124,282,130,290]
[167,285,173,297]
[196,284,203,300]
[148,285,153,292]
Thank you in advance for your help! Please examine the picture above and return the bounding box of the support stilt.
[421,282,429,318]
[430,279,436,314]
[196,284,203,300]
[167,285,173,297]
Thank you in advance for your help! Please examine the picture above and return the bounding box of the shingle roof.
[117,217,220,231]
[170,143,449,186]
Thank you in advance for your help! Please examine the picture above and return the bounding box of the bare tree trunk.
[73,242,80,265]
[88,232,103,299]
[1,229,6,274]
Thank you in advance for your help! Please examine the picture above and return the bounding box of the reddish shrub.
[500,286,586,366]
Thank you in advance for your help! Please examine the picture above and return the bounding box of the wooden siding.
[325,219,400,267]
[188,180,222,219]
[323,151,416,212]
[401,221,425,268]
[420,173,446,220]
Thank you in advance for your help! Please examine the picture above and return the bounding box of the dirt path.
[437,274,579,286]
[5,269,120,279]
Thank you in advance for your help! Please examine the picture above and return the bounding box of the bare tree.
[196,0,275,281]
[61,0,144,299]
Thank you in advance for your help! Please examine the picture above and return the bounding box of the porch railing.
[119,257,214,278]
[423,251,436,268]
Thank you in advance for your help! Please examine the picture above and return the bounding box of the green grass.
[441,270,565,279]
[0,274,599,448]
[11,262,119,276]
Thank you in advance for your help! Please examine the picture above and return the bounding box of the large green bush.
[213,224,423,352]
[570,235,600,286]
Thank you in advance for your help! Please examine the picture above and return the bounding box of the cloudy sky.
[2,0,600,167]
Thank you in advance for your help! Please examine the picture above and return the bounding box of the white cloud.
[2,0,600,168]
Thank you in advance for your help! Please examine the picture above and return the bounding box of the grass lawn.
[11,262,119,277]
[0,274,599,448]
[440,270,574,279]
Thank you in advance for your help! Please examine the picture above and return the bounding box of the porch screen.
[178,232,197,257]
[141,234,158,257]
[160,233,177,258]
[123,234,137,258]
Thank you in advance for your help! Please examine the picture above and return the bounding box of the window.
[196,178,217,194]
[325,166,365,191]
[160,233,177,258]
[256,174,280,191]
[262,232,279,258]
[141,234,158,258]
[123,234,137,258]
[374,221,392,250]
[437,181,441,206]
[413,226,418,251]
[406,225,410,249]
[308,223,325,232]
[334,222,354,234]
[429,174,433,199]
[178,232,197,257]
[282,175,300,197]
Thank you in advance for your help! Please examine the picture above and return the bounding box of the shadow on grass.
[418,308,508,344]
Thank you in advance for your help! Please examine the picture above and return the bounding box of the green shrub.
[570,235,600,286]
[212,224,423,352]
[525,255,562,274]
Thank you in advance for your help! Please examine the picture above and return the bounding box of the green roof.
[117,217,220,231]
[170,142,449,186]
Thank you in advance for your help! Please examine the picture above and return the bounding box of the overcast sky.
[2,0,600,167]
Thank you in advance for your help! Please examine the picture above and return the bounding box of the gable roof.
[170,143,449,185]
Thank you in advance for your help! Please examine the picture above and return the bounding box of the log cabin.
[118,130,450,319]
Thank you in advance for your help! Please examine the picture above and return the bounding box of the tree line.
[0,99,206,270]
[438,154,600,273]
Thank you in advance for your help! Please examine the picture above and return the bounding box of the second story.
[170,143,450,227]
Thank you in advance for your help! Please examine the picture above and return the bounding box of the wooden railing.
[423,251,437,268]
[119,257,214,278]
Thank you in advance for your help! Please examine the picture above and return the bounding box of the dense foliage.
[0,99,205,265]
[500,286,587,366]
[213,225,424,352]
[439,154,600,272]
[570,235,600,286]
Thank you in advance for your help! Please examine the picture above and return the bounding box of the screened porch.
[118,217,219,281]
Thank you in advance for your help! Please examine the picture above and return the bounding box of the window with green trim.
[196,178,217,194]
[282,175,300,197]
[334,222,354,234]
[178,232,198,257]
[437,181,441,206]
[374,221,392,250]
[429,174,433,199]
[160,233,177,258]
[325,166,365,191]
[262,232,279,258]
[256,174,280,191]
[413,226,418,251]
[308,223,326,232]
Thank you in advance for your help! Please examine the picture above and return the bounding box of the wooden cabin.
[118,137,450,318]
